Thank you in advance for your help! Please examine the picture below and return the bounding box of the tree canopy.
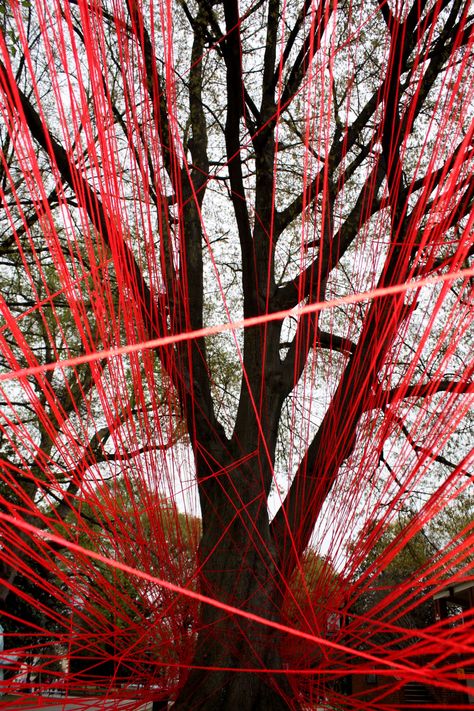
[0,0,473,708]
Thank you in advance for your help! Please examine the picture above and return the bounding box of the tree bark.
[173,460,299,711]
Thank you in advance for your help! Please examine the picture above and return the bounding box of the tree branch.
[125,0,182,192]
[222,0,254,293]
[392,414,472,479]
[0,58,225,448]
[379,375,474,405]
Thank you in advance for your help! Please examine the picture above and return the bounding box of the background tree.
[350,492,474,635]
[0,1,472,710]
[64,479,200,697]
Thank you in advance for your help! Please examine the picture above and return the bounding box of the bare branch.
[379,375,474,404]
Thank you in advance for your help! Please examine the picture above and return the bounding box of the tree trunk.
[173,465,300,711]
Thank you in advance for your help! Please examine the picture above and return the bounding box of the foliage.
[62,477,200,689]
[350,492,474,634]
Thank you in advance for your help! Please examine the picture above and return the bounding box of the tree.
[64,479,200,697]
[350,492,474,637]
[0,1,473,709]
